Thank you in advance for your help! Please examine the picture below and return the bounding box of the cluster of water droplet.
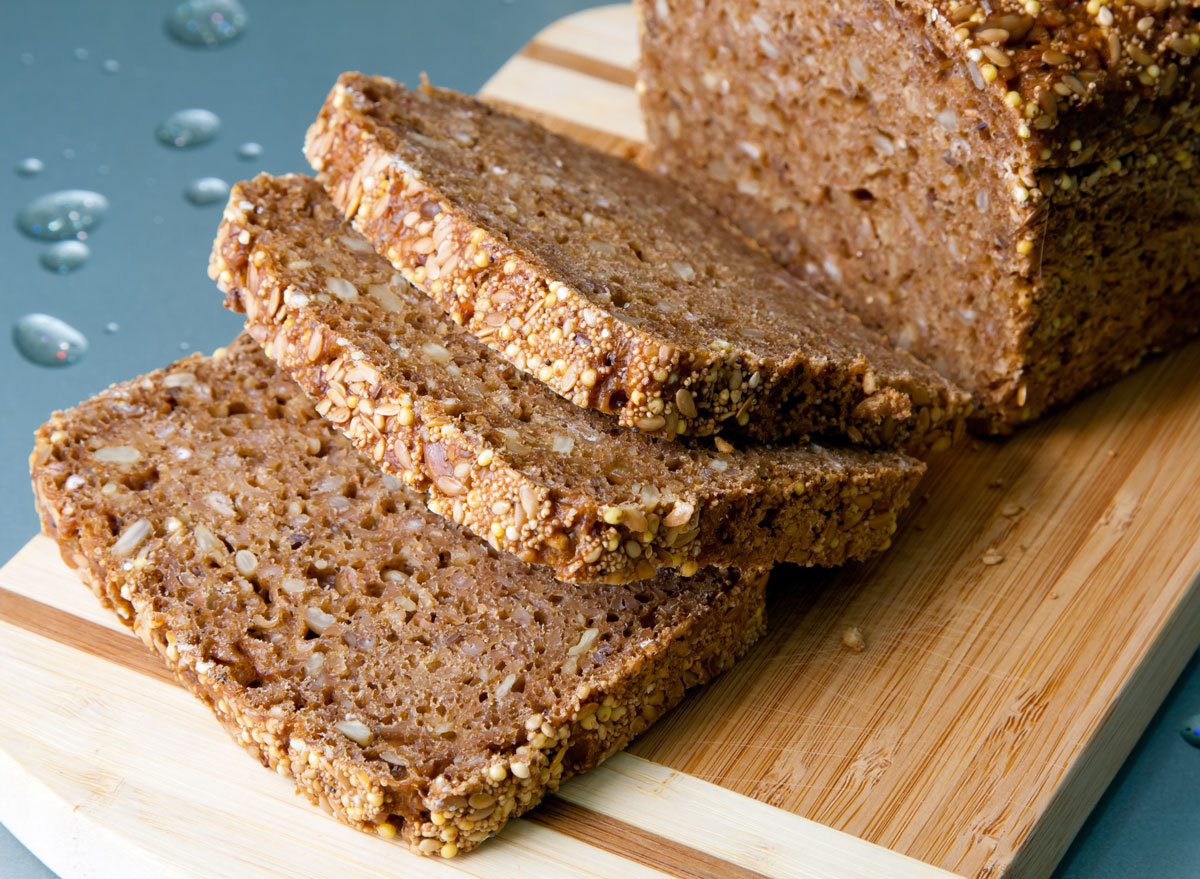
[12,0,253,367]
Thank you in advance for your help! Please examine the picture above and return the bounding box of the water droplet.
[179,342,190,351]
[98,164,110,176]
[62,148,76,160]
[15,157,44,177]
[104,321,120,334]
[39,240,90,274]
[74,48,90,61]
[156,108,221,148]
[1183,714,1200,748]
[184,176,229,206]
[16,190,108,241]
[235,141,262,159]
[20,53,33,66]
[165,0,249,48]
[102,59,120,73]
[13,314,88,367]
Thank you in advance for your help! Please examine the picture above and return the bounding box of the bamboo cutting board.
[3,5,1200,878]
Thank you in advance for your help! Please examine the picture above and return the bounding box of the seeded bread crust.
[302,73,970,453]
[29,337,768,858]
[211,174,925,583]
[636,0,1200,429]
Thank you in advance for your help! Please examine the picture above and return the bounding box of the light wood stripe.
[562,753,964,879]
[479,55,646,143]
[531,3,642,71]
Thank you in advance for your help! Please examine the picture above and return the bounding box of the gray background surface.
[1,2,1197,877]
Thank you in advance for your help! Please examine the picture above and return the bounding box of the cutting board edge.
[1007,566,1200,879]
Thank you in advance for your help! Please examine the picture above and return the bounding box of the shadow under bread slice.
[211,174,925,584]
[29,335,768,858]
[304,73,970,452]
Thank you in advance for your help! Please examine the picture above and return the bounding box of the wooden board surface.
[2,5,1200,879]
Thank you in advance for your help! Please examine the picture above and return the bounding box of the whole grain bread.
[30,336,768,857]
[302,73,970,452]
[211,174,925,583]
[636,0,1200,430]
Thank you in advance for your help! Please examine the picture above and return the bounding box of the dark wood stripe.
[527,798,772,879]
[0,582,765,877]
[0,585,176,686]
[521,41,639,89]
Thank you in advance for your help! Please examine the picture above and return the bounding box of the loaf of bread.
[303,73,970,452]
[29,336,768,857]
[636,0,1200,429]
[211,173,925,583]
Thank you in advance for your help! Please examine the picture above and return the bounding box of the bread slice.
[211,174,925,584]
[30,336,768,857]
[302,73,970,453]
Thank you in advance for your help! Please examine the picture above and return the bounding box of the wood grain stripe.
[0,583,761,878]
[521,41,639,88]
[527,798,772,879]
[0,586,175,686]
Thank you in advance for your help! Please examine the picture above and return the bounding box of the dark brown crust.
[211,174,926,583]
[916,0,1200,168]
[302,73,970,453]
[29,337,768,857]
